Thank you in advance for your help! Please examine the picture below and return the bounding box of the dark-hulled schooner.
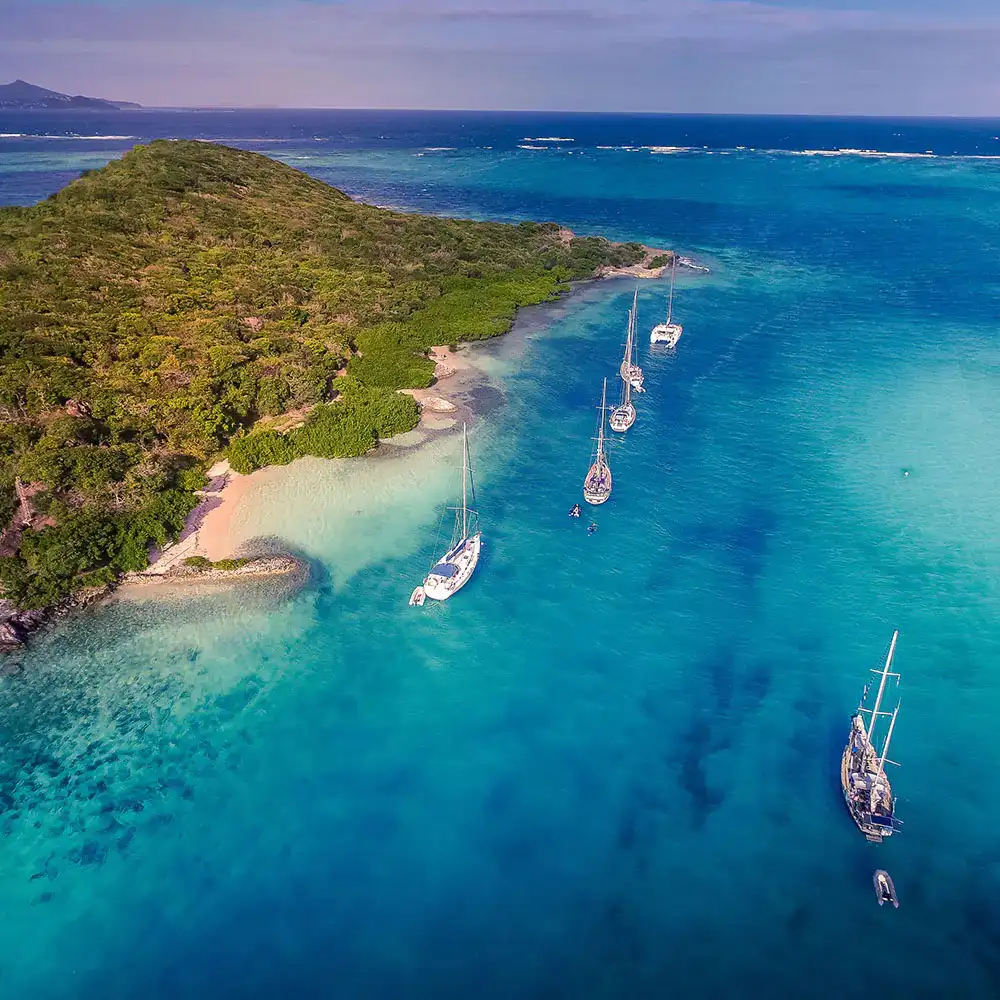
[841,631,902,843]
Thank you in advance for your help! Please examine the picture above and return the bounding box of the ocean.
[2,110,1000,999]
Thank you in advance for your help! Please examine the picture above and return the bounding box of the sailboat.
[422,423,482,601]
[583,378,612,505]
[841,631,902,843]
[619,288,645,392]
[610,296,637,432]
[650,255,683,347]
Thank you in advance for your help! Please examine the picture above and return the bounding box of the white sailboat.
[619,287,645,392]
[610,296,637,432]
[840,631,902,843]
[650,255,683,347]
[422,423,482,602]
[583,378,613,505]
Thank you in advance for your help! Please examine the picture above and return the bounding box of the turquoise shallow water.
[3,115,1000,998]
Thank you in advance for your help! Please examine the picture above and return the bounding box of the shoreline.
[1,244,708,652]
[129,256,675,570]
[143,341,488,570]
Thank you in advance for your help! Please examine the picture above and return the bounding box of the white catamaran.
[583,378,613,505]
[421,423,482,602]
[650,255,683,347]
[610,294,637,432]
[841,630,902,843]
[619,288,645,392]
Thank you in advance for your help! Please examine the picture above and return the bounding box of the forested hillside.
[0,140,643,607]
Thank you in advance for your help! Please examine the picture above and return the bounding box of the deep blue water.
[3,112,1000,999]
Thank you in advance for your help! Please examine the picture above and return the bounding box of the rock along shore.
[0,555,306,655]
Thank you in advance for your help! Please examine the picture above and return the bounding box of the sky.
[1,0,999,116]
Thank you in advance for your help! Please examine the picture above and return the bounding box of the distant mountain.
[0,79,140,110]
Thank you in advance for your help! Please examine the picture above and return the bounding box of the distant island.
[0,140,668,622]
[0,79,141,110]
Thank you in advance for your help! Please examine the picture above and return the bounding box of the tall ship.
[650,255,683,347]
[610,296,638,432]
[841,630,902,843]
[421,423,482,602]
[619,288,645,392]
[583,378,613,505]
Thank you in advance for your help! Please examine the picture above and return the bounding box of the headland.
[0,139,698,651]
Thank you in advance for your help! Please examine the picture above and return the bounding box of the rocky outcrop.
[123,554,305,587]
[0,557,305,655]
[0,601,48,654]
[1,586,113,655]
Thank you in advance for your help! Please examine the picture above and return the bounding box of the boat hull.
[620,361,644,391]
[583,460,612,505]
[650,322,683,347]
[609,403,636,432]
[423,532,482,601]
[841,715,896,843]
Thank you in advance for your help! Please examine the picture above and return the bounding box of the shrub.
[226,430,299,475]
[213,558,249,571]
[291,404,377,459]
[647,253,674,269]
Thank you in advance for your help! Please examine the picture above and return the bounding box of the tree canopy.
[0,140,642,606]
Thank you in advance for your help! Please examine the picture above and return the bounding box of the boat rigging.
[610,295,638,432]
[619,288,645,392]
[650,255,683,347]
[841,630,902,843]
[420,423,483,602]
[583,378,613,505]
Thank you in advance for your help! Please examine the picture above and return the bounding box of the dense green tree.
[0,140,644,607]
[226,430,299,475]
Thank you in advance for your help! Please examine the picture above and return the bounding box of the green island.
[0,140,648,610]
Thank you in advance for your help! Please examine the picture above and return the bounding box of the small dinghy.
[873,870,898,908]
[408,586,426,607]
[568,504,581,518]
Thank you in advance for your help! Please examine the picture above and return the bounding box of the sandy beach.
[126,239,699,590]
[138,253,694,581]
[136,343,492,578]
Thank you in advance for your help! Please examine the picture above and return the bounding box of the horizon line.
[6,105,1000,122]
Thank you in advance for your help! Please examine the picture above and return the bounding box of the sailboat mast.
[626,304,632,364]
[621,313,629,368]
[866,630,899,741]
[667,256,676,324]
[462,422,468,539]
[598,378,607,460]
[860,629,899,747]
[875,701,900,780]
[621,302,634,406]
[630,296,637,361]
